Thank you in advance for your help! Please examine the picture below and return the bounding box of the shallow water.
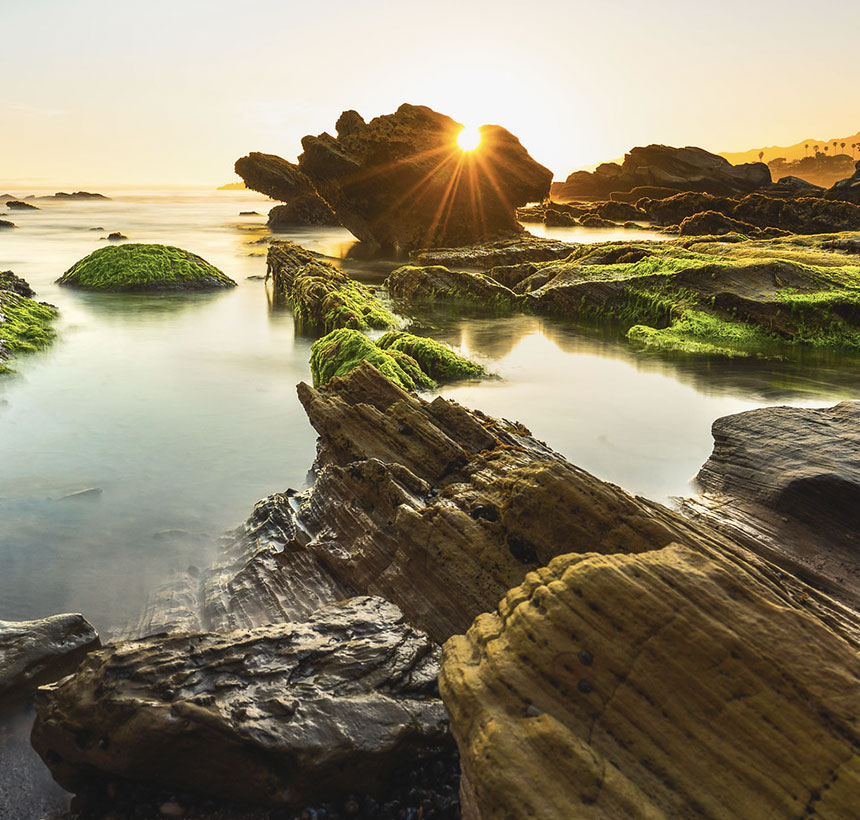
[3,188,860,818]
[2,190,860,633]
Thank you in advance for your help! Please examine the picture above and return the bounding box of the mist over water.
[1,190,859,636]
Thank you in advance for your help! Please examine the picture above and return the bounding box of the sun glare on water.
[457,125,482,152]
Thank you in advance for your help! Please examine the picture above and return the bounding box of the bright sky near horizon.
[3,0,859,187]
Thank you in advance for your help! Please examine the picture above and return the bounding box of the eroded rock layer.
[32,597,450,807]
[440,544,860,820]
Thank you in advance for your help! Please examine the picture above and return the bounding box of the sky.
[3,0,859,187]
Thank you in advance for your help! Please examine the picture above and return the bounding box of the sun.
[457,125,481,152]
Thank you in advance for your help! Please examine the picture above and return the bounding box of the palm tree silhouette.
[805,143,810,156]
[841,141,846,154]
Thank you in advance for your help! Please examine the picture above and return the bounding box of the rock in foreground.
[0,278,58,373]
[32,597,451,807]
[440,543,860,820]
[297,104,552,252]
[0,614,98,703]
[57,244,237,291]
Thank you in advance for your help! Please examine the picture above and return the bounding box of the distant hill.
[720,131,860,166]
[217,181,247,190]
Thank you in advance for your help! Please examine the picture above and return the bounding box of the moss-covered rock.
[310,329,435,390]
[375,331,485,382]
[0,287,58,373]
[57,244,237,292]
[267,241,398,334]
[385,265,520,311]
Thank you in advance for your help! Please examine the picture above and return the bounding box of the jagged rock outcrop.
[0,270,35,297]
[234,152,338,226]
[682,401,860,607]
[440,543,860,820]
[6,200,39,210]
[266,240,398,333]
[297,104,552,252]
[410,237,576,269]
[32,597,452,808]
[556,145,771,201]
[0,219,14,229]
[135,363,860,647]
[0,614,98,702]
[827,159,860,204]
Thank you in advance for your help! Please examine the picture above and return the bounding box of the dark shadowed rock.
[440,543,860,820]
[0,219,15,229]
[297,104,552,252]
[827,159,860,205]
[42,191,110,200]
[410,237,576,269]
[0,614,99,703]
[386,265,520,310]
[556,145,771,200]
[32,596,451,807]
[0,271,35,297]
[6,200,39,210]
[234,152,338,226]
[679,210,760,236]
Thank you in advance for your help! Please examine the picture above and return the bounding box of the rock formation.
[0,275,58,373]
[57,244,237,291]
[682,401,860,609]
[556,145,771,200]
[266,240,398,333]
[32,597,452,808]
[440,543,860,820]
[297,104,552,252]
[0,614,99,702]
[410,237,576,269]
[234,152,338,226]
[827,159,860,205]
[6,200,39,210]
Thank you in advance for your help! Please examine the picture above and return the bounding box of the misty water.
[3,189,860,817]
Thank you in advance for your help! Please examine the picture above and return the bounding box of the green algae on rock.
[0,289,58,373]
[385,265,520,311]
[375,331,485,382]
[310,329,435,390]
[57,244,237,291]
[267,241,399,334]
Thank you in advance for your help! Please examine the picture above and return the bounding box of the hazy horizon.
[3,0,859,188]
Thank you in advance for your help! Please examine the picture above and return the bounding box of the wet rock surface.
[682,401,860,607]
[0,270,36,297]
[440,543,860,820]
[0,614,99,703]
[556,145,771,200]
[297,104,552,252]
[234,152,338,226]
[410,237,576,269]
[32,597,452,808]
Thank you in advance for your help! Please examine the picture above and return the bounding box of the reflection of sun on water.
[457,125,481,151]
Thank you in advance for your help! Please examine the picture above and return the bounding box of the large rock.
[57,244,237,291]
[0,284,58,373]
[0,614,99,703]
[135,362,859,647]
[410,236,576,269]
[557,145,771,200]
[297,104,552,252]
[827,159,860,205]
[32,597,451,808]
[234,152,338,226]
[439,543,860,820]
[682,401,860,607]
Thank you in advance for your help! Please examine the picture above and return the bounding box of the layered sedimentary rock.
[0,614,99,702]
[297,104,552,252]
[556,145,771,201]
[32,597,452,807]
[234,152,338,226]
[440,543,860,820]
[682,401,860,607]
[266,240,398,333]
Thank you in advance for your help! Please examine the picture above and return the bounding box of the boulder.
[827,159,860,205]
[32,597,452,808]
[385,265,520,310]
[440,543,860,820]
[105,231,127,241]
[556,145,771,200]
[682,401,860,606]
[297,104,552,252]
[679,210,759,236]
[6,200,39,210]
[0,614,99,702]
[0,219,14,229]
[234,152,338,226]
[0,287,58,373]
[57,244,237,291]
[266,240,398,333]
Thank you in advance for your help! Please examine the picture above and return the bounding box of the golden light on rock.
[457,125,482,152]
